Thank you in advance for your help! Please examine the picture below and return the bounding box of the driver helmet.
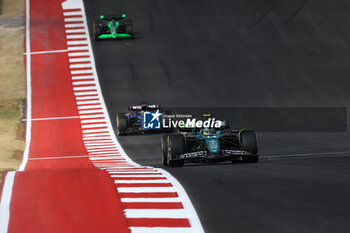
[202,128,210,135]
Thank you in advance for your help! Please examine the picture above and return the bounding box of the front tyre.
[167,135,185,167]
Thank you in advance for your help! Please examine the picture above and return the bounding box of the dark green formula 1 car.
[93,14,134,40]
[161,126,259,167]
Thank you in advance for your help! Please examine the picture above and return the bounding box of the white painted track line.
[23,116,80,121]
[28,155,89,160]
[24,49,68,55]
[18,0,32,172]
[0,172,15,233]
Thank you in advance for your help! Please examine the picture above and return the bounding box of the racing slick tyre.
[116,113,128,136]
[240,130,259,163]
[161,135,169,166]
[125,20,134,38]
[93,22,102,40]
[167,135,185,167]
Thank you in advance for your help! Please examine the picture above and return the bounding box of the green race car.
[93,14,134,40]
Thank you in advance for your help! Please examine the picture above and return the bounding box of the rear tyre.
[161,135,169,166]
[240,130,259,163]
[116,113,128,136]
[167,135,185,167]
[93,22,102,40]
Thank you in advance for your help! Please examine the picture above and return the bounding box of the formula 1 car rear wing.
[128,104,160,111]
[99,14,127,20]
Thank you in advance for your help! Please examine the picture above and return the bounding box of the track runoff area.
[0,0,204,232]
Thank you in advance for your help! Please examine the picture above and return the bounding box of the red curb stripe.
[63,9,82,13]
[64,15,83,18]
[120,192,179,198]
[70,61,91,65]
[71,73,93,76]
[123,202,184,209]
[67,38,87,41]
[65,21,84,24]
[128,218,191,227]
[66,32,86,36]
[68,44,89,47]
[66,26,85,30]
[68,49,89,53]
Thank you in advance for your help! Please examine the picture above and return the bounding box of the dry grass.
[0,0,25,181]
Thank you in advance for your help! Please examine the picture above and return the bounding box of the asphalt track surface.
[84,0,350,232]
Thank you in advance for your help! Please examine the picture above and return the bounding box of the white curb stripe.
[70,58,91,63]
[68,46,89,51]
[115,180,170,184]
[64,17,83,22]
[78,105,102,110]
[125,209,187,218]
[74,82,95,86]
[117,187,177,193]
[76,96,99,100]
[121,198,181,203]
[81,118,106,123]
[66,28,85,33]
[70,63,92,68]
[71,69,93,75]
[74,91,98,96]
[65,23,85,28]
[79,109,103,114]
[68,52,90,57]
[112,175,164,178]
[130,228,193,233]
[67,40,87,45]
[67,34,87,39]
[63,11,82,16]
